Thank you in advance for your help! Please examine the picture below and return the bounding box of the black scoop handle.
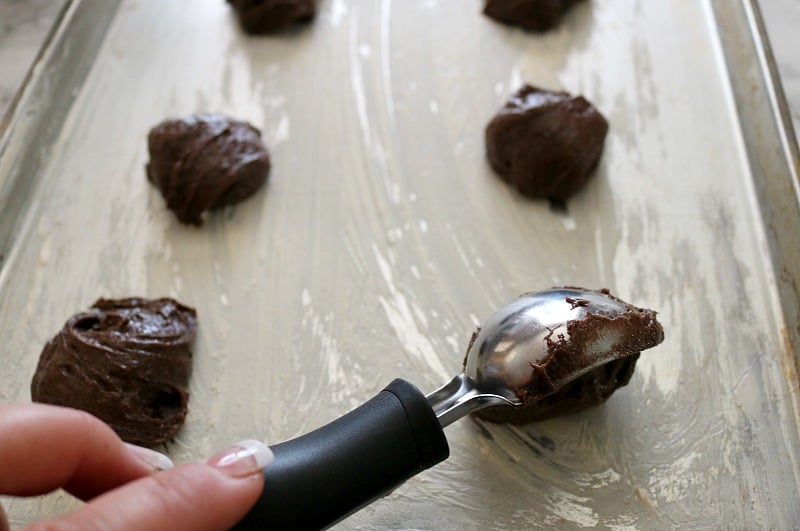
[233,379,450,530]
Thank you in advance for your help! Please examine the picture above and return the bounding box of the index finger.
[0,403,171,500]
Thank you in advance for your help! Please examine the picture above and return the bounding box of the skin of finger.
[0,404,154,500]
[25,462,265,531]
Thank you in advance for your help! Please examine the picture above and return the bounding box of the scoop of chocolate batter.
[31,298,197,446]
[472,288,663,423]
[485,84,608,201]
[146,114,270,225]
[227,0,316,34]
[483,0,584,32]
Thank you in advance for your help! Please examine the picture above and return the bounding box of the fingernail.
[125,443,174,472]
[207,439,273,478]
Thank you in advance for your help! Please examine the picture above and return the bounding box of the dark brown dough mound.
[146,114,270,225]
[472,288,663,423]
[227,0,316,34]
[483,0,583,32]
[485,84,608,200]
[31,298,197,446]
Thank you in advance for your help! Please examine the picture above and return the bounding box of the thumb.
[28,440,272,531]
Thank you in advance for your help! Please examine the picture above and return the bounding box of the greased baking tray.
[1,0,799,528]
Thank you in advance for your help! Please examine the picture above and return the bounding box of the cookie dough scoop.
[235,287,664,529]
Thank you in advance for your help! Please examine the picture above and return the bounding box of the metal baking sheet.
[1,0,799,528]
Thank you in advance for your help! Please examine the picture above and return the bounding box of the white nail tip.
[125,443,175,471]
[235,439,274,469]
[151,451,175,471]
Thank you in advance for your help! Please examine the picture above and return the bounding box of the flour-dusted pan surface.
[1,0,798,528]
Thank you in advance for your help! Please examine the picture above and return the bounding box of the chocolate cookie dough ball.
[227,0,316,34]
[146,114,270,226]
[483,0,584,32]
[470,288,663,424]
[478,356,640,423]
[31,298,197,446]
[485,84,608,200]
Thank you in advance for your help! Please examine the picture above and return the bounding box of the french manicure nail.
[125,442,174,471]
[208,439,274,478]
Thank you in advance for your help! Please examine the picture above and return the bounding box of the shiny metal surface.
[426,373,514,429]
[429,288,638,428]
[464,288,633,393]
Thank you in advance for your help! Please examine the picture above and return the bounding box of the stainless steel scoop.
[427,286,656,427]
[236,287,663,530]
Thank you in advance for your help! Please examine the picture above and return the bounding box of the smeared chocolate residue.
[566,296,590,309]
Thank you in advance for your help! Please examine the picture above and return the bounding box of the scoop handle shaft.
[233,379,449,530]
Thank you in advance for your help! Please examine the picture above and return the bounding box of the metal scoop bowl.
[428,287,664,426]
[236,287,664,530]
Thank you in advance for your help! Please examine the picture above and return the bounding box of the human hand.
[0,403,272,531]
